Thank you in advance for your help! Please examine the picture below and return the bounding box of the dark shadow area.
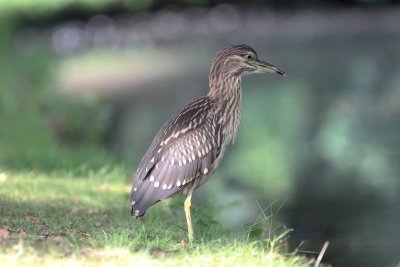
[0,195,227,252]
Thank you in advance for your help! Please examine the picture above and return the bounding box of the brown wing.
[130,97,222,217]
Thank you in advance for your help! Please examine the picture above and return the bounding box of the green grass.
[0,164,313,266]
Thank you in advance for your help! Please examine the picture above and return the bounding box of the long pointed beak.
[253,59,286,76]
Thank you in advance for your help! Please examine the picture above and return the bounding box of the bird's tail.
[130,178,155,218]
[130,177,178,218]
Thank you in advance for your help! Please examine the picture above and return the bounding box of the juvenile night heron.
[130,44,285,241]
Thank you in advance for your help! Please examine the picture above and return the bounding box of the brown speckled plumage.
[130,44,285,240]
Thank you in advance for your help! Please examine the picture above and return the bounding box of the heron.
[130,44,285,242]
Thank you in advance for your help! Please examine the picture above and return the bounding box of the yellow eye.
[245,54,254,60]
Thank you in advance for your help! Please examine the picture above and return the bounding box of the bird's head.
[210,44,286,77]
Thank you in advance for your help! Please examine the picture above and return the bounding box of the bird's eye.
[244,54,255,60]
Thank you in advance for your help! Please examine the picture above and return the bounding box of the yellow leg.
[184,191,194,242]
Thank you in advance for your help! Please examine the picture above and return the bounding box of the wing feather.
[130,114,222,217]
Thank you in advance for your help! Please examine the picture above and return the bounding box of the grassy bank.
[0,163,312,266]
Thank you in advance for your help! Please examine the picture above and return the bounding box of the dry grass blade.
[314,241,329,267]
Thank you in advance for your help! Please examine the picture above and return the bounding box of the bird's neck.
[208,73,242,143]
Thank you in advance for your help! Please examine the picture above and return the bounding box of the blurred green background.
[1,0,400,266]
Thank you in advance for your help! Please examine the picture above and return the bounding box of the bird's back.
[130,96,224,217]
